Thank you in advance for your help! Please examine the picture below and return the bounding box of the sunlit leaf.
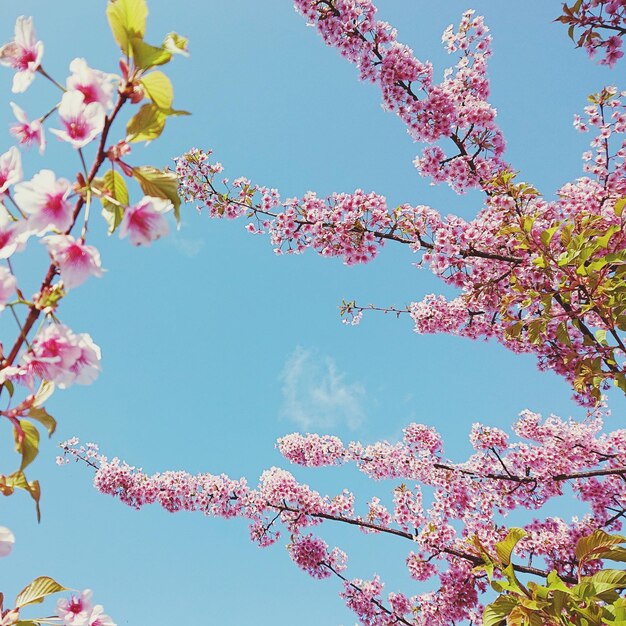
[15,577,67,609]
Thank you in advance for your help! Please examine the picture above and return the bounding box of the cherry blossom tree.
[1,0,625,625]
[65,1,626,625]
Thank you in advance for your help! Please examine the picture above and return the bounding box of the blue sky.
[1,1,625,624]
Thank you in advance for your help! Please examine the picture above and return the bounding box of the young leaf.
[15,577,67,609]
[106,0,148,56]
[133,166,181,221]
[28,407,56,438]
[575,530,626,562]
[97,170,129,233]
[163,32,189,56]
[495,528,527,566]
[130,38,171,70]
[483,595,518,626]
[14,420,40,471]
[126,103,167,143]
[141,71,173,109]
[33,381,54,408]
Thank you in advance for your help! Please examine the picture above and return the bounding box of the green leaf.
[483,595,518,626]
[556,322,572,346]
[588,569,626,587]
[163,32,189,56]
[126,103,167,143]
[15,576,67,609]
[98,170,129,233]
[28,407,56,438]
[133,166,181,222]
[141,71,174,109]
[14,420,40,471]
[495,528,527,566]
[12,473,41,522]
[5,379,14,397]
[596,225,619,250]
[595,329,609,346]
[130,38,171,70]
[576,530,626,562]
[546,569,571,593]
[33,381,54,408]
[615,197,626,218]
[106,0,148,56]
[159,107,191,117]
[540,226,558,247]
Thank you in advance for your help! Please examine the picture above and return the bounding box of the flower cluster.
[292,2,505,192]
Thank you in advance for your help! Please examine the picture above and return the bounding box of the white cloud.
[280,346,366,431]
[167,222,205,258]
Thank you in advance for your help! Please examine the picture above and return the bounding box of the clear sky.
[1,1,624,625]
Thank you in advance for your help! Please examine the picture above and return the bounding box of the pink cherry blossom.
[9,102,45,154]
[88,606,116,626]
[50,91,105,149]
[0,16,43,93]
[0,146,22,195]
[66,58,117,110]
[44,234,103,289]
[0,266,17,311]
[57,590,93,626]
[119,196,171,246]
[0,526,15,557]
[0,211,30,259]
[14,169,73,233]
[23,323,101,388]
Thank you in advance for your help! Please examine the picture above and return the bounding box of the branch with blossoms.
[63,409,626,625]
[177,93,626,405]
[292,3,506,195]
[0,0,188,519]
[177,2,626,405]
[557,0,626,67]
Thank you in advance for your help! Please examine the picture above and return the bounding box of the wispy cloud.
[167,221,205,258]
[280,346,366,431]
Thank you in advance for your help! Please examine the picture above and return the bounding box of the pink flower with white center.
[0,147,22,195]
[119,196,171,246]
[0,526,15,557]
[57,590,93,626]
[88,606,116,626]
[0,266,17,311]
[14,169,73,233]
[66,58,117,110]
[24,324,101,388]
[0,210,29,259]
[50,91,105,149]
[0,17,44,93]
[44,234,103,289]
[9,102,45,154]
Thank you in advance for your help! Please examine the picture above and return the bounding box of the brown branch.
[433,462,626,483]
[274,503,575,583]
